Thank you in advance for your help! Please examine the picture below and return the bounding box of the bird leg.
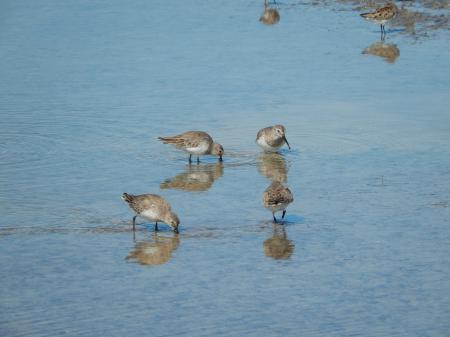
[155,222,159,232]
[273,213,277,223]
[132,215,137,231]
[282,210,286,219]
[197,156,200,163]
[189,154,192,163]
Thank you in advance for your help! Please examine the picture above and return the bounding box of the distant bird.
[158,131,224,163]
[262,181,294,223]
[360,3,398,38]
[260,0,280,25]
[256,125,291,152]
[122,193,180,233]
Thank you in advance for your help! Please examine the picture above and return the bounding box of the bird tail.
[121,192,134,203]
[158,136,184,146]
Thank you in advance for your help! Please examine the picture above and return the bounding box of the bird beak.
[219,154,223,162]
[173,227,179,234]
[283,136,291,150]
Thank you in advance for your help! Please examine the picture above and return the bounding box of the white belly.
[257,137,279,152]
[140,209,160,222]
[270,203,289,213]
[185,142,210,155]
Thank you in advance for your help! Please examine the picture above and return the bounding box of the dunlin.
[256,125,291,152]
[122,193,180,233]
[262,181,294,223]
[158,131,224,163]
[360,3,398,38]
[260,0,280,25]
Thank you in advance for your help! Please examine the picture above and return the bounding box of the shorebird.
[158,131,224,163]
[256,125,291,152]
[122,193,180,233]
[360,3,398,38]
[262,181,294,223]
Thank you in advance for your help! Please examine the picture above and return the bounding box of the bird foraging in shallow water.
[121,193,180,233]
[360,3,398,38]
[262,181,294,223]
[256,125,291,152]
[158,131,224,163]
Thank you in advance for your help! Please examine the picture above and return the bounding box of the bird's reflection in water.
[160,162,224,192]
[126,233,180,266]
[362,40,400,63]
[263,224,295,260]
[260,0,280,25]
[257,152,288,183]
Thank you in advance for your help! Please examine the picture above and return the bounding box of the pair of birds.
[122,124,293,233]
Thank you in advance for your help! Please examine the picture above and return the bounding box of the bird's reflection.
[257,152,288,183]
[362,40,400,64]
[260,0,280,25]
[126,233,180,266]
[263,224,295,260]
[160,162,224,192]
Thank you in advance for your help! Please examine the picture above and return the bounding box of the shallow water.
[1,0,450,336]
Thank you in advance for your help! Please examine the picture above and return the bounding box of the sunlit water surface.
[1,1,450,336]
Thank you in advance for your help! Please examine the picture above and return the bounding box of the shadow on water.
[260,0,281,25]
[126,232,180,266]
[257,152,288,183]
[362,39,400,63]
[263,224,295,260]
[160,162,224,192]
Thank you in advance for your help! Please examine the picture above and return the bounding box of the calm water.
[1,0,450,336]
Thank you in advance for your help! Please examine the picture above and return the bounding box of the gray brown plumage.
[158,131,224,163]
[122,193,180,233]
[360,3,398,37]
[262,181,294,223]
[256,125,291,152]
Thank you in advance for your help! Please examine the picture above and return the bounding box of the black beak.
[174,227,179,234]
[283,136,291,150]
[219,154,223,162]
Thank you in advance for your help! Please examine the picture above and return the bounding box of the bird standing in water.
[360,3,398,39]
[262,181,294,223]
[158,131,224,163]
[122,193,180,233]
[256,125,291,152]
